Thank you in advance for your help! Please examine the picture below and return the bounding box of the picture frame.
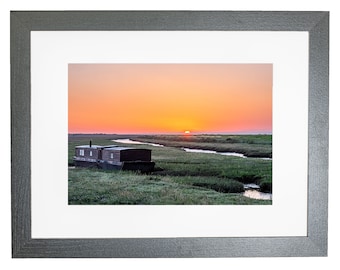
[11,11,329,258]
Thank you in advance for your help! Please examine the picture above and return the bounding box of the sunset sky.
[68,64,272,134]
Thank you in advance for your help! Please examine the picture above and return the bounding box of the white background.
[1,0,339,269]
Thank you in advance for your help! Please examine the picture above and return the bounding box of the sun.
[184,130,191,135]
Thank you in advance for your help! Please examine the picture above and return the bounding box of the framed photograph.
[11,11,329,257]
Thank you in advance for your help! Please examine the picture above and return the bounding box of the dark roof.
[75,145,151,151]
[104,147,133,151]
[75,145,102,149]
[75,144,118,149]
[100,145,118,149]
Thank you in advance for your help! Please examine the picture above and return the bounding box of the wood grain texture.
[10,11,329,258]
[307,13,329,255]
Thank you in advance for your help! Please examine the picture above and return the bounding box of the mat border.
[11,11,329,258]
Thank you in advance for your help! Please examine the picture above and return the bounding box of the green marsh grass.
[68,134,272,205]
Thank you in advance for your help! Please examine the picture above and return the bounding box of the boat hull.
[74,158,155,173]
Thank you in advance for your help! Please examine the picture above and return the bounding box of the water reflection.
[243,190,272,200]
[112,139,164,147]
[182,147,246,158]
[113,139,271,160]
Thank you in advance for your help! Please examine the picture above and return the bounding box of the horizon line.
[68,132,272,135]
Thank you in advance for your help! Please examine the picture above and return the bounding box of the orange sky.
[68,64,272,134]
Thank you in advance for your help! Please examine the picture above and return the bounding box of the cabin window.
[110,153,113,159]
[79,149,84,156]
[90,151,93,157]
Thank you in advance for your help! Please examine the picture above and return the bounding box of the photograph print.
[68,63,272,205]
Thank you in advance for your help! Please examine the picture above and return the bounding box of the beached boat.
[73,143,155,172]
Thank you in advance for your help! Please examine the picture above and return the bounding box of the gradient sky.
[68,64,272,134]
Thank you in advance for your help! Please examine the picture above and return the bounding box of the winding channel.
[113,138,272,200]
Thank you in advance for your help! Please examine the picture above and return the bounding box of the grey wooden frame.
[11,11,329,258]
